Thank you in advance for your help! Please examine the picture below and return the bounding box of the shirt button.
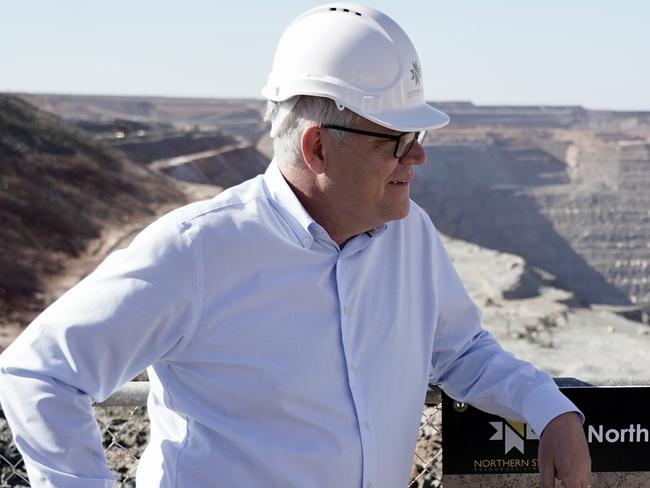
[363,421,370,431]
[343,305,350,315]
[350,364,358,374]
[302,237,310,245]
[366,482,373,488]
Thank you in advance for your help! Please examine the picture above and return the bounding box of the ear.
[300,126,327,174]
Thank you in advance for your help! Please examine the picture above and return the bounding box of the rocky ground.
[444,234,650,381]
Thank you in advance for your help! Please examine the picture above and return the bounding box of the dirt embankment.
[0,95,188,345]
[0,94,270,349]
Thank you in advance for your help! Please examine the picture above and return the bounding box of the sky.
[2,1,649,111]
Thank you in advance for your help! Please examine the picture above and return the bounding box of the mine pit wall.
[414,139,650,318]
[160,146,270,189]
[433,104,588,129]
[114,132,236,164]
[583,110,650,132]
[433,102,650,132]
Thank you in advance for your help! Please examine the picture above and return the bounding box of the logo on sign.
[488,420,539,454]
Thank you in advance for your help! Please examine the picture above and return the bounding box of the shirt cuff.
[521,382,585,437]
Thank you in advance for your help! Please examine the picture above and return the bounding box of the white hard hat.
[262,3,449,133]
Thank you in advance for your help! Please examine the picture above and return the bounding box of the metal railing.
[0,383,443,487]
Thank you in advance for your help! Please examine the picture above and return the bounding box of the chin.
[395,205,411,220]
[384,204,411,223]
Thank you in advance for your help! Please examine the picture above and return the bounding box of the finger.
[559,477,581,488]
[559,461,592,488]
[537,463,555,488]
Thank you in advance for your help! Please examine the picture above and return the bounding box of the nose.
[400,140,427,166]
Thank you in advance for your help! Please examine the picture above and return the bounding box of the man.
[0,3,591,488]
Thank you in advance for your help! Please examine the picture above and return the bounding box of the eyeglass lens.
[396,132,423,158]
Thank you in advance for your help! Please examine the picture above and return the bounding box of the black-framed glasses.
[321,124,426,159]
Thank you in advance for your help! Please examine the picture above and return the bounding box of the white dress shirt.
[0,160,578,487]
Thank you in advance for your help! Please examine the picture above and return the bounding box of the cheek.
[338,149,395,199]
[344,166,376,195]
[363,175,388,200]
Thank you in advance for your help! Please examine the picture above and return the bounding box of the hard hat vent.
[328,6,362,16]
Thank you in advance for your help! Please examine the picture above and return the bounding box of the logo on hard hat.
[409,61,422,86]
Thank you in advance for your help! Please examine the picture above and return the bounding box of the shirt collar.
[263,159,317,248]
[263,159,388,249]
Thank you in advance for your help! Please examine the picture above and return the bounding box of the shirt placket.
[336,250,378,488]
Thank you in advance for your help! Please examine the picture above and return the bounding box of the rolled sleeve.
[521,382,584,436]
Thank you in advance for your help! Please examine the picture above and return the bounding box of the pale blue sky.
[2,1,649,110]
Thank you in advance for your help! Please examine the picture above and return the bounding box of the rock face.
[413,122,650,320]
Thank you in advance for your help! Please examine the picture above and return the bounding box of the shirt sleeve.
[426,226,581,436]
[0,214,202,487]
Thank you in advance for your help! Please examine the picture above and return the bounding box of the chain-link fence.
[411,395,443,488]
[0,383,443,487]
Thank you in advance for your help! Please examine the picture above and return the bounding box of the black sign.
[442,386,650,475]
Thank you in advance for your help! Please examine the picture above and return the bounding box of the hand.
[538,411,592,488]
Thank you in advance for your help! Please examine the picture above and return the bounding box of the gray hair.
[264,96,362,167]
